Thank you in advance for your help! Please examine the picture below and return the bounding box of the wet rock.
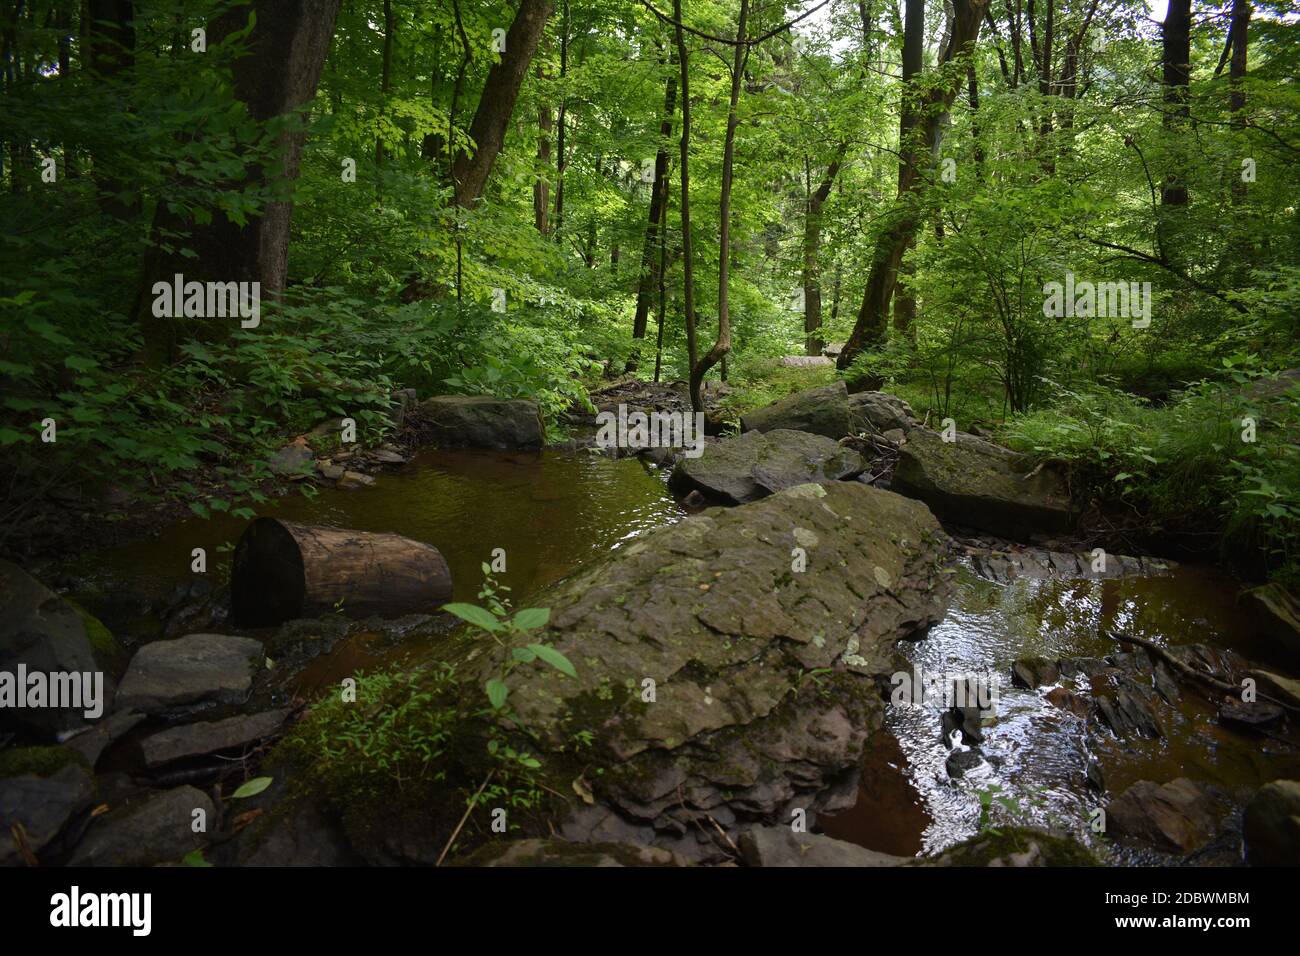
[1219,698,1284,728]
[1046,686,1091,717]
[1011,656,1060,689]
[1106,778,1224,854]
[848,391,917,434]
[337,470,375,490]
[64,710,145,769]
[1248,669,1300,710]
[1086,759,1106,792]
[740,381,853,440]
[1242,780,1300,866]
[1095,680,1162,739]
[892,429,1073,538]
[0,762,94,866]
[318,462,345,481]
[140,709,290,768]
[0,559,105,738]
[739,826,910,867]
[69,786,214,866]
[468,838,687,867]
[945,748,985,778]
[669,429,864,504]
[420,395,545,450]
[931,828,1099,866]
[115,633,263,715]
[501,481,953,861]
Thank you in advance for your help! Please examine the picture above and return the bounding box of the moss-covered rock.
[64,597,126,672]
[892,428,1074,538]
[0,744,89,779]
[931,828,1100,867]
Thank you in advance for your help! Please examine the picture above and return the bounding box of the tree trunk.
[1228,0,1249,205]
[232,519,452,627]
[673,0,699,404]
[534,64,552,233]
[136,0,342,363]
[451,0,554,208]
[1160,0,1192,208]
[839,0,986,372]
[688,0,748,411]
[802,151,842,355]
[627,65,677,371]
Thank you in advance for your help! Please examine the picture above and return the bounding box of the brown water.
[62,450,1298,860]
[822,564,1300,859]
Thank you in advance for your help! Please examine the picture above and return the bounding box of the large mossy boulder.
[848,391,917,434]
[0,560,106,738]
[419,395,545,450]
[740,381,853,440]
[930,827,1100,866]
[669,428,864,504]
[495,481,953,861]
[891,428,1073,537]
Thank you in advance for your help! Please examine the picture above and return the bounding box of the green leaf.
[486,677,509,710]
[527,643,576,679]
[442,602,501,632]
[511,646,537,663]
[181,850,212,867]
[231,776,273,799]
[511,607,550,631]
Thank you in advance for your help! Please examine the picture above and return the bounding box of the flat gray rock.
[70,786,214,866]
[141,709,290,768]
[116,633,263,714]
[670,428,864,504]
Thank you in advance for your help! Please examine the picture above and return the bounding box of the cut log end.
[232,518,453,627]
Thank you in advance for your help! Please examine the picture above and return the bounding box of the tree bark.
[673,0,699,404]
[451,0,554,208]
[232,519,453,626]
[1160,0,1192,208]
[627,63,677,371]
[802,151,842,355]
[136,0,342,363]
[839,0,986,373]
[688,0,748,411]
[534,63,552,233]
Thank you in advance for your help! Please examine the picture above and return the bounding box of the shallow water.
[64,450,1298,860]
[822,564,1300,858]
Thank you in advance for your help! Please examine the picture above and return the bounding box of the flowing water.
[61,449,1299,860]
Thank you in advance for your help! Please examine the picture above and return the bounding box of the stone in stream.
[1242,583,1300,667]
[1242,780,1300,866]
[930,827,1100,866]
[64,710,146,769]
[740,381,853,440]
[1106,778,1225,855]
[738,826,911,867]
[115,633,264,715]
[419,395,545,450]
[495,481,953,862]
[891,428,1074,538]
[1218,698,1284,728]
[669,428,864,504]
[69,786,214,866]
[0,761,95,866]
[1011,656,1061,689]
[140,709,291,768]
[1095,680,1163,739]
[0,559,109,738]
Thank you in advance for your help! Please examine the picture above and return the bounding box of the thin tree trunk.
[628,63,677,372]
[534,63,552,233]
[672,0,699,404]
[688,0,748,411]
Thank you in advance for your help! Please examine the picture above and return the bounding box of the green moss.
[937,827,1100,867]
[64,597,124,669]
[0,745,89,779]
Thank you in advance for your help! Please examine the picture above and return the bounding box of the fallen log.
[232,518,452,627]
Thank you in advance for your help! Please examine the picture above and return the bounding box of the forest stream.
[46,448,1300,865]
